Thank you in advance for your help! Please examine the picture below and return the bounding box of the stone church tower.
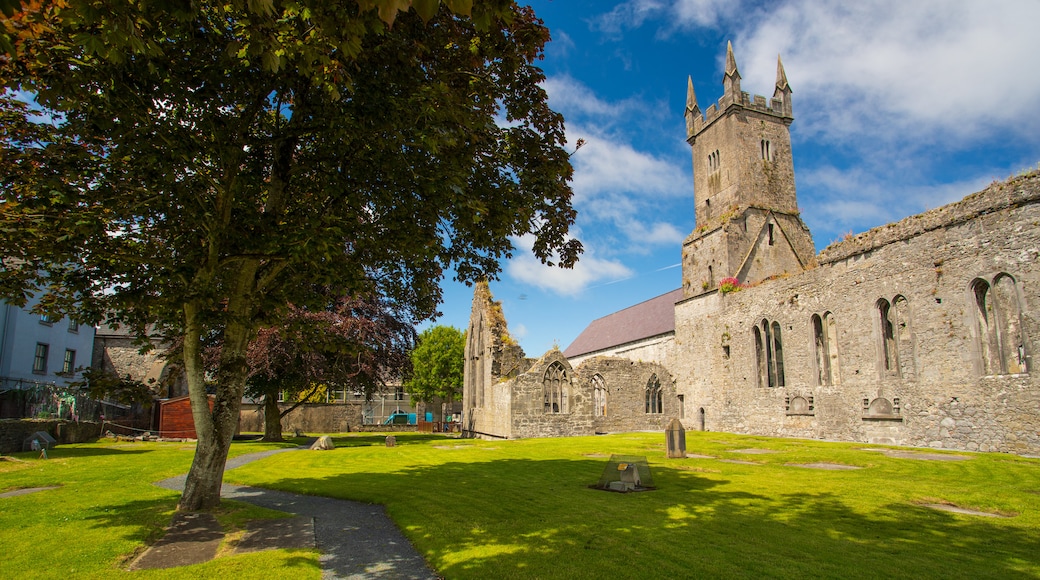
[681,42,815,297]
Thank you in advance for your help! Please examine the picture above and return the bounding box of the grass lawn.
[0,438,320,579]
[224,432,1040,580]
[2,432,1038,579]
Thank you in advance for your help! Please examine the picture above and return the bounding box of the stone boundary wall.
[239,402,363,434]
[0,419,101,454]
[819,172,1040,264]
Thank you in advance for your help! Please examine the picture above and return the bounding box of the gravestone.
[592,455,655,493]
[309,435,335,450]
[666,418,686,458]
[23,431,57,452]
[385,435,396,447]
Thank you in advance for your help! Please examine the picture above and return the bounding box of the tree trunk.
[177,263,259,511]
[263,394,284,442]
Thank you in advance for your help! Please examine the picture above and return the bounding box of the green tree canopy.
[406,325,464,404]
[0,0,580,510]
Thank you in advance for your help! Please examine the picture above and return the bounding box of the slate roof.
[563,288,683,358]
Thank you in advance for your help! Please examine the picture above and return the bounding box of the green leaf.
[412,0,439,22]
[444,0,472,17]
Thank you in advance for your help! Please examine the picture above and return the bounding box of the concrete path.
[157,447,438,580]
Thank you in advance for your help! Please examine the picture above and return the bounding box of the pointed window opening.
[892,296,914,379]
[993,275,1028,374]
[768,223,775,245]
[543,361,569,414]
[592,374,607,417]
[761,139,772,161]
[872,296,916,379]
[812,313,839,386]
[973,275,1029,375]
[645,374,663,414]
[771,321,785,387]
[755,319,785,387]
[877,298,899,376]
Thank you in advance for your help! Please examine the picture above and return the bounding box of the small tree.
[245,295,415,441]
[405,325,465,411]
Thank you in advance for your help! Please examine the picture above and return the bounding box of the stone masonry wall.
[673,172,1040,453]
[577,357,677,434]
[0,419,102,454]
[238,402,363,434]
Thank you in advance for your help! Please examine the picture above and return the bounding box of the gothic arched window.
[592,374,607,417]
[645,374,663,414]
[543,362,569,414]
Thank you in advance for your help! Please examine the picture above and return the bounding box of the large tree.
[245,294,415,441]
[405,325,464,405]
[0,0,580,510]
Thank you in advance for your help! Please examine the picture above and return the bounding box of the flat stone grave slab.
[732,449,778,454]
[718,459,761,465]
[129,512,223,570]
[0,486,60,499]
[234,516,315,553]
[788,463,862,470]
[921,504,1010,518]
[685,454,715,459]
[859,448,971,461]
[890,451,971,461]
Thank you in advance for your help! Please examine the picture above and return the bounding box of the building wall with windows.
[0,299,95,390]
[465,45,1038,453]
[673,174,1039,453]
[463,283,678,439]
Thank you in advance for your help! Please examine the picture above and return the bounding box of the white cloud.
[568,126,688,202]
[543,75,642,126]
[672,0,737,28]
[539,74,691,262]
[728,1,1040,146]
[799,164,995,242]
[591,0,667,40]
[507,234,633,296]
[511,323,528,339]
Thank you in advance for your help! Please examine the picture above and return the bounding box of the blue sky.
[426,0,1040,356]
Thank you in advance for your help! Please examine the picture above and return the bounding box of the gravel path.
[157,447,438,580]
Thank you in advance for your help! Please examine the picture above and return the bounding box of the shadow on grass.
[80,496,180,553]
[27,447,155,459]
[245,458,1040,579]
[326,434,458,448]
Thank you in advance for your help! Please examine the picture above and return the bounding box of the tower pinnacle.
[725,41,739,77]
[775,55,789,92]
[773,54,792,116]
[685,76,701,138]
[723,41,741,97]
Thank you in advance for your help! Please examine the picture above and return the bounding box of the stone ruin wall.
[498,351,677,439]
[673,172,1040,453]
[463,281,529,438]
[577,357,677,435]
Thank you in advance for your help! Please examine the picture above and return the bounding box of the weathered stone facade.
[92,324,187,398]
[463,283,677,439]
[466,44,1038,453]
[669,45,1037,454]
[673,173,1039,453]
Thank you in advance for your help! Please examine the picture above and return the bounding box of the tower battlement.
[685,42,793,142]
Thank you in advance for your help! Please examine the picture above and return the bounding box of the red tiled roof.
[563,288,683,358]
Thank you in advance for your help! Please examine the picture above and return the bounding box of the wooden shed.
[157,395,231,438]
